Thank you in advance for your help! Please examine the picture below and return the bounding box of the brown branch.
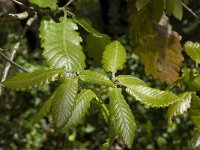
[0,12,37,95]
[0,52,28,72]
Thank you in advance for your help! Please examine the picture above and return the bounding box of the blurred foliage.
[1,0,200,149]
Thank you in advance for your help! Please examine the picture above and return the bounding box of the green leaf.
[52,78,78,128]
[126,86,180,107]
[32,93,55,124]
[85,34,111,65]
[135,0,150,10]
[102,41,127,72]
[184,41,200,63]
[109,88,136,148]
[75,17,108,38]
[79,70,114,87]
[116,75,147,87]
[61,90,96,132]
[172,0,183,20]
[167,92,192,125]
[166,0,175,16]
[188,75,200,91]
[40,18,86,73]
[152,0,164,21]
[29,0,58,10]
[189,95,200,132]
[3,68,64,91]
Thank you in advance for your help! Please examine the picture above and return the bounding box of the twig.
[182,2,200,20]
[0,12,37,95]
[7,11,29,20]
[0,52,28,72]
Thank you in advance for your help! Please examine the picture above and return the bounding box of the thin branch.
[0,52,28,72]
[182,2,200,20]
[7,11,29,20]
[0,12,37,95]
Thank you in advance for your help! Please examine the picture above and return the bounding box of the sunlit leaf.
[3,68,64,91]
[29,0,58,10]
[79,70,114,87]
[40,18,85,73]
[128,4,184,84]
[102,41,127,72]
[32,93,55,124]
[189,94,200,132]
[116,75,147,87]
[167,92,192,125]
[191,132,200,148]
[184,41,200,63]
[52,78,78,128]
[126,85,180,107]
[109,88,136,148]
[85,34,111,65]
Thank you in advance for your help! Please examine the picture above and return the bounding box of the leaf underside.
[40,18,85,73]
[128,2,184,84]
[52,78,78,128]
[3,68,64,91]
[109,88,136,149]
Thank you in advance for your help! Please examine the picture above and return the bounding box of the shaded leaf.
[167,92,192,125]
[52,78,78,128]
[116,75,147,87]
[75,17,108,38]
[79,70,114,87]
[126,85,180,107]
[32,93,55,124]
[29,0,58,10]
[172,0,183,20]
[102,41,127,72]
[61,90,96,132]
[3,68,64,91]
[40,18,85,73]
[166,0,175,16]
[85,34,111,65]
[184,41,200,63]
[151,0,164,21]
[128,4,184,84]
[188,75,200,91]
[135,0,150,10]
[109,88,136,148]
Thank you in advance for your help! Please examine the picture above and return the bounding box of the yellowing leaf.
[102,41,127,72]
[128,4,184,84]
